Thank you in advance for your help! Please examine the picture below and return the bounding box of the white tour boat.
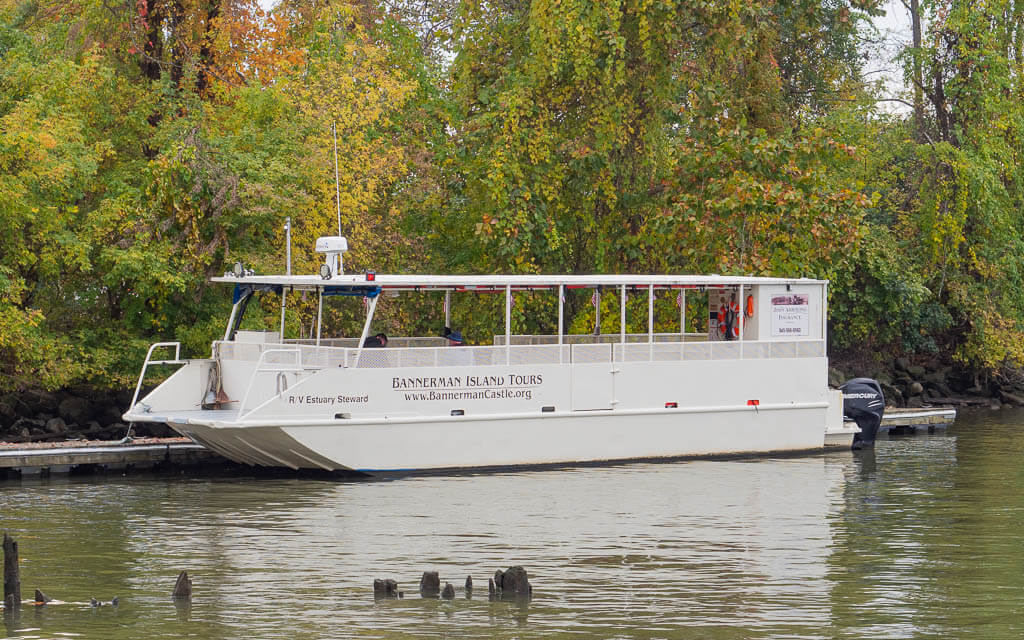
[123,236,860,473]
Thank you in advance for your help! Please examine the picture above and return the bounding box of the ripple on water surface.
[4,409,1024,639]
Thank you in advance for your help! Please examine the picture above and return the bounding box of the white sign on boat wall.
[770,293,810,337]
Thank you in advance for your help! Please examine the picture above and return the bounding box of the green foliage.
[830,228,951,353]
[3,0,1024,393]
[449,0,680,273]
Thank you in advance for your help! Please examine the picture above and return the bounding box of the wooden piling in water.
[3,532,20,609]
[172,571,192,600]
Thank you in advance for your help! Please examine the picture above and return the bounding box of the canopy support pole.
[224,301,241,341]
[648,284,654,360]
[316,289,323,346]
[352,295,379,368]
[558,285,564,364]
[505,285,512,365]
[738,284,744,359]
[648,285,654,341]
[620,285,626,344]
[279,288,288,340]
[680,290,686,336]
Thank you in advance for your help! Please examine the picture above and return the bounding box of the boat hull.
[168,403,829,473]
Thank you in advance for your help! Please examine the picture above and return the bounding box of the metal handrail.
[237,348,303,417]
[212,338,825,372]
[129,342,184,410]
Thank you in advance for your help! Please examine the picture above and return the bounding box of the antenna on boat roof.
[332,121,342,237]
[284,216,291,275]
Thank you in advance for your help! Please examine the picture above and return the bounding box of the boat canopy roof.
[212,273,827,293]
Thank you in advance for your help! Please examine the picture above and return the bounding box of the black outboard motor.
[840,378,885,449]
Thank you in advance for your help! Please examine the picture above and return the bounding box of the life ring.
[718,301,741,339]
[745,294,754,318]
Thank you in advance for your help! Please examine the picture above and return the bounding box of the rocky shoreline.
[0,358,1019,444]
[0,388,174,444]
[830,356,1024,410]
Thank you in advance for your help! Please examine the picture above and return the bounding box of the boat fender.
[745,294,754,318]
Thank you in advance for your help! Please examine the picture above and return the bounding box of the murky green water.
[2,408,1023,639]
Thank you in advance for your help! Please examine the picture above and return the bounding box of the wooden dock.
[881,406,956,428]
[0,437,225,477]
[845,406,957,435]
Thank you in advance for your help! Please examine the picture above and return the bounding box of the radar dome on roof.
[316,236,348,277]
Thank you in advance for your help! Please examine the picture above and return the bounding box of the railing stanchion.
[129,342,183,411]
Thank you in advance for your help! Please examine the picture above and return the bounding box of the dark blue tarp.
[232,283,381,303]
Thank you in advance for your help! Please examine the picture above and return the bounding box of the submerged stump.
[373,579,399,598]
[493,566,532,599]
[419,571,440,597]
[172,571,192,600]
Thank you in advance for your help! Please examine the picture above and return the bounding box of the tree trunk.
[140,0,164,82]
[911,0,925,139]
[196,0,222,94]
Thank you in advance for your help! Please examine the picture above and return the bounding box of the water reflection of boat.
[124,237,854,473]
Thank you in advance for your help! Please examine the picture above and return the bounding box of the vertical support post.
[557,284,564,364]
[648,284,654,362]
[821,282,828,351]
[353,295,379,368]
[738,284,744,360]
[223,300,241,341]
[316,288,323,347]
[647,285,654,342]
[279,288,288,340]
[620,285,626,344]
[444,290,451,328]
[3,531,20,610]
[680,289,686,336]
[594,287,601,335]
[505,285,511,365]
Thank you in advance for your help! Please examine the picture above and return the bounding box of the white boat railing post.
[680,288,686,339]
[558,284,564,364]
[129,341,182,410]
[739,284,744,360]
[316,288,323,347]
[353,294,379,368]
[505,285,511,365]
[444,290,451,328]
[648,284,654,361]
[620,284,626,345]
